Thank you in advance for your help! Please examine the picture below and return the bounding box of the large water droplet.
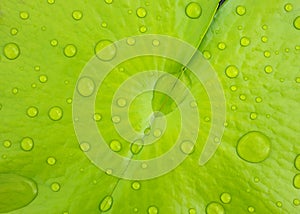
[0,174,38,213]
[225,65,239,78]
[94,40,116,61]
[284,3,293,12]
[3,43,20,60]
[26,106,39,118]
[48,106,63,121]
[136,7,147,18]
[293,16,300,30]
[293,174,300,189]
[20,137,34,151]
[206,202,225,214]
[220,192,231,204]
[180,140,195,155]
[189,208,196,214]
[294,155,300,170]
[293,199,300,206]
[63,44,77,57]
[185,2,202,19]
[77,77,95,97]
[147,205,159,214]
[110,140,122,152]
[99,195,113,212]
[237,131,271,163]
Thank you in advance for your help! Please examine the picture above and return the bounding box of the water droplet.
[39,75,48,83]
[153,129,162,138]
[240,37,250,47]
[130,139,144,155]
[231,105,237,111]
[294,155,300,170]
[237,131,271,163]
[12,87,18,95]
[261,36,268,43]
[250,112,257,120]
[284,3,293,12]
[0,174,38,213]
[152,39,160,47]
[99,195,113,212]
[3,140,12,148]
[110,140,122,152]
[72,10,83,20]
[19,11,29,20]
[236,6,246,16]
[10,28,18,36]
[254,177,260,182]
[3,43,20,60]
[26,106,39,118]
[79,142,90,152]
[94,40,116,61]
[204,116,210,122]
[225,65,239,78]
[264,51,271,58]
[50,39,58,47]
[104,0,113,4]
[217,42,226,50]
[93,113,102,121]
[262,25,268,30]
[20,137,34,151]
[47,0,55,4]
[101,22,107,28]
[190,101,197,108]
[77,77,95,97]
[139,25,147,33]
[203,50,211,59]
[293,16,300,30]
[255,97,262,103]
[206,202,225,214]
[117,98,127,107]
[48,106,63,121]
[66,98,72,104]
[189,208,196,214]
[47,157,56,165]
[63,44,77,57]
[230,85,237,91]
[276,201,282,207]
[180,140,195,155]
[131,181,141,190]
[51,182,60,192]
[185,2,202,19]
[246,206,255,213]
[264,65,273,74]
[293,199,300,206]
[136,7,147,18]
[220,192,231,204]
[31,83,37,88]
[147,206,159,214]
[239,94,246,101]
[293,174,300,189]
[111,115,121,124]
[127,37,136,46]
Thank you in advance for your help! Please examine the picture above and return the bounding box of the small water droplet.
[77,77,95,97]
[250,112,257,120]
[254,177,260,182]
[110,140,122,152]
[204,116,210,122]
[10,28,18,36]
[47,0,55,4]
[130,139,144,155]
[185,2,202,19]
[236,6,246,16]
[131,181,141,190]
[293,16,300,30]
[203,50,211,59]
[3,140,12,148]
[148,205,159,214]
[127,37,136,46]
[99,195,113,212]
[230,85,237,92]
[66,98,72,104]
[264,65,273,74]
[136,7,147,18]
[190,101,197,108]
[101,22,107,28]
[237,131,271,163]
[248,206,255,213]
[293,174,300,189]
[47,157,56,165]
[293,199,300,206]
[261,36,268,43]
[264,51,271,58]
[104,0,113,4]
[20,137,34,151]
[79,142,90,152]
[152,39,160,47]
[189,208,196,214]
[231,105,237,111]
[153,129,162,138]
[94,40,116,61]
[180,140,195,155]
[284,3,293,12]
[240,37,250,47]
[276,201,282,208]
[72,10,83,20]
[93,113,102,121]
[117,98,127,107]
[111,115,121,124]
[225,65,239,78]
[51,182,60,192]
[255,97,262,103]
[217,42,226,50]
[12,87,19,95]
[39,75,48,83]
[220,192,231,204]
[206,202,225,214]
[139,25,147,33]
[239,94,246,101]
[19,11,29,20]
[26,106,39,118]
[63,44,77,57]
[3,43,20,60]
[48,106,63,121]
[50,39,58,47]
[262,25,268,30]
